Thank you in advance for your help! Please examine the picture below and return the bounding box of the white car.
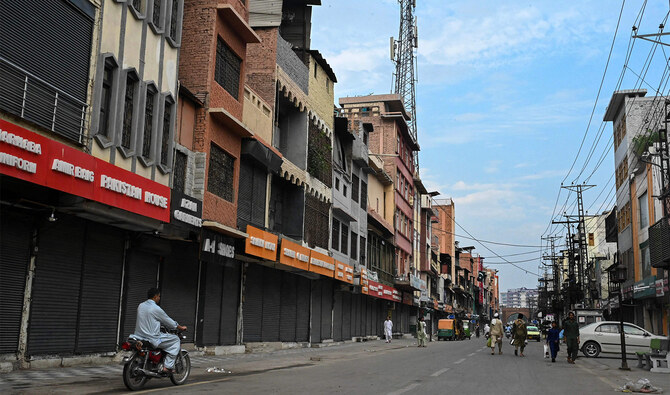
[579,321,665,358]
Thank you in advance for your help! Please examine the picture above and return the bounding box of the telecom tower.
[391,0,419,167]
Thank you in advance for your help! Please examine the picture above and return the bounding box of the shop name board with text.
[0,120,170,221]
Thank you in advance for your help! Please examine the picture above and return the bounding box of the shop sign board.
[0,119,170,221]
[308,249,335,278]
[334,260,354,284]
[279,238,310,271]
[402,292,413,305]
[201,229,235,264]
[244,225,278,260]
[170,191,202,229]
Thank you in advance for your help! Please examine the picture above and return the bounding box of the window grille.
[161,98,173,166]
[350,231,357,259]
[215,37,241,99]
[173,150,187,193]
[360,181,367,210]
[152,0,162,27]
[169,0,179,41]
[131,0,142,12]
[121,75,136,149]
[359,236,366,266]
[352,174,359,203]
[208,144,234,202]
[341,223,349,255]
[99,64,114,137]
[332,218,340,251]
[142,88,155,158]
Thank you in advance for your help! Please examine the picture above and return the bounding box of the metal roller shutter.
[360,295,367,336]
[358,295,364,336]
[0,209,31,354]
[28,216,85,355]
[332,291,342,341]
[279,272,297,342]
[261,267,280,342]
[199,262,223,346]
[320,279,332,340]
[342,292,351,340]
[366,297,373,336]
[310,280,321,343]
[350,294,358,337]
[242,264,263,342]
[377,299,385,336]
[160,241,199,343]
[295,276,310,342]
[121,251,159,341]
[76,223,124,353]
[220,261,240,345]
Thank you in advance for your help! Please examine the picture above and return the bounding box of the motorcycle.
[120,329,191,391]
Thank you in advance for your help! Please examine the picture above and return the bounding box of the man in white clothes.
[384,317,393,343]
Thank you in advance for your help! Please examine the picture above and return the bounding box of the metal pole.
[618,289,629,370]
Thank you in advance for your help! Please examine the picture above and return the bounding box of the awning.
[241,138,282,173]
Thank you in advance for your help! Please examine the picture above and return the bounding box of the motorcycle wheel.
[170,351,191,386]
[123,354,148,391]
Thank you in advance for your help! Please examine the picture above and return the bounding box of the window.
[341,223,349,255]
[173,150,187,193]
[142,86,156,159]
[215,37,242,100]
[359,236,366,266]
[169,0,180,41]
[314,61,317,78]
[343,185,347,197]
[98,62,114,137]
[208,144,235,201]
[638,192,648,229]
[623,325,645,336]
[160,97,173,167]
[360,181,367,210]
[152,0,162,28]
[332,218,340,251]
[121,74,137,150]
[350,231,357,259]
[352,174,359,203]
[363,131,368,146]
[129,0,145,17]
[335,178,340,191]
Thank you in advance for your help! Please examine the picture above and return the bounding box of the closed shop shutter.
[76,223,124,353]
[342,292,351,340]
[279,272,297,342]
[261,267,280,342]
[199,262,223,346]
[320,279,332,340]
[237,161,253,229]
[295,276,310,342]
[350,294,358,337]
[310,280,321,343]
[220,260,240,345]
[251,166,267,226]
[360,295,367,336]
[0,209,31,354]
[161,241,199,343]
[366,297,373,336]
[28,216,85,355]
[332,290,342,341]
[121,250,160,341]
[356,294,363,336]
[242,264,263,342]
[377,299,385,336]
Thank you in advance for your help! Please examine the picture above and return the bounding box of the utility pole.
[542,235,562,319]
[552,218,581,313]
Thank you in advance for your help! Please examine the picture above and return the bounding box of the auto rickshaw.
[437,319,455,341]
[462,321,471,339]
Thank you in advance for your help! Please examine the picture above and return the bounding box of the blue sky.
[311,1,669,293]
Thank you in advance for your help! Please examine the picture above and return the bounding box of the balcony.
[0,57,87,144]
[650,218,670,269]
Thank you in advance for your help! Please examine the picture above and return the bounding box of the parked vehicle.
[437,319,455,341]
[579,321,665,358]
[526,325,541,342]
[120,329,191,391]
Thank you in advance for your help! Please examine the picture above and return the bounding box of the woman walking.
[546,321,560,362]
[417,316,428,347]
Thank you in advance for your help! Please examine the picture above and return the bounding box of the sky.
[310,0,669,293]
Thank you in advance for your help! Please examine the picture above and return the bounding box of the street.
[1,337,660,394]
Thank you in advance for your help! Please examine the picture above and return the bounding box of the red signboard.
[367,280,400,302]
[0,120,170,221]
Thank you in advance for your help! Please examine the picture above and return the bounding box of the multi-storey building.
[0,0,184,369]
[501,287,539,309]
[604,89,669,335]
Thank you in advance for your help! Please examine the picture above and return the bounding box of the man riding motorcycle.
[130,288,187,374]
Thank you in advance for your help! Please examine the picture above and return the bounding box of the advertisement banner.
[0,119,170,221]
[308,249,335,278]
[200,229,236,265]
[279,238,310,271]
[170,191,202,229]
[244,225,278,260]
[334,260,354,284]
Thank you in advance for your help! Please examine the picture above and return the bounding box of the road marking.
[388,383,420,395]
[467,352,476,357]
[133,377,234,394]
[430,368,450,377]
[454,358,466,364]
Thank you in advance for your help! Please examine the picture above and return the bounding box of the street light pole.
[617,288,629,370]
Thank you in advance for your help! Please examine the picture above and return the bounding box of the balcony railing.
[649,218,670,269]
[0,56,87,144]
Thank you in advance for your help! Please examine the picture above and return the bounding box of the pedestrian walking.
[563,311,580,364]
[512,314,527,357]
[489,313,504,355]
[546,321,560,362]
[384,316,393,343]
[475,323,480,338]
[484,323,490,338]
[417,316,428,347]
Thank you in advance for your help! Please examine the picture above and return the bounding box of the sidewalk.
[575,355,669,390]
[0,338,419,391]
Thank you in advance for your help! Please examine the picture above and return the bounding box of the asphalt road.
[1,337,664,394]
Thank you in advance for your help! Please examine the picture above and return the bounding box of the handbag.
[543,344,549,358]
[487,337,492,348]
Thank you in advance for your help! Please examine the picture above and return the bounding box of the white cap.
[493,313,499,318]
